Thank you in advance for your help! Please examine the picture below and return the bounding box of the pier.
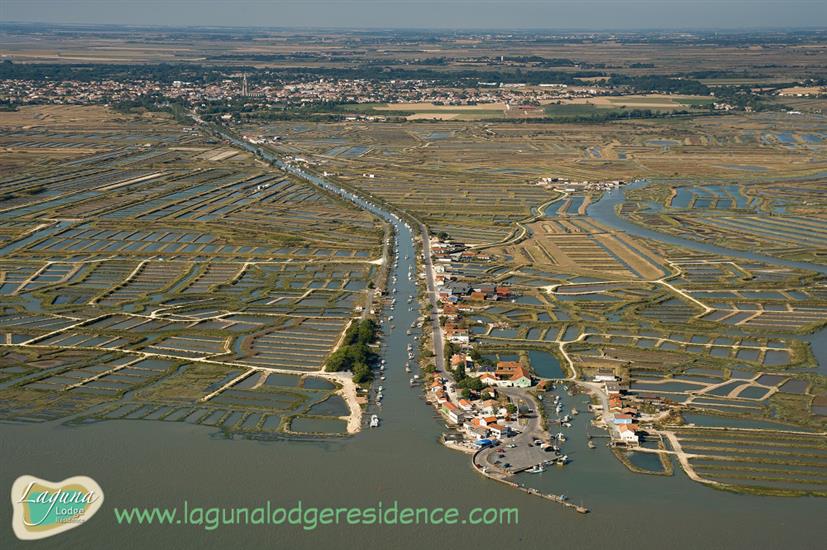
[472,448,589,514]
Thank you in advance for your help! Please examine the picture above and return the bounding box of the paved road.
[474,388,554,474]
[577,380,618,439]
[420,228,445,373]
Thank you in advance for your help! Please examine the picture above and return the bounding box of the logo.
[11,475,104,540]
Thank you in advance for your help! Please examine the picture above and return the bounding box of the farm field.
[0,106,384,436]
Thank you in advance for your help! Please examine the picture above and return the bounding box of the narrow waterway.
[1,140,824,549]
[587,180,827,275]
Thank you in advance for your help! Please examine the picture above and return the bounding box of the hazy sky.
[2,0,825,30]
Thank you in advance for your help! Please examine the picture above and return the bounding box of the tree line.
[325,319,378,384]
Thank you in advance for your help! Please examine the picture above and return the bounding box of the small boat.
[369,415,380,428]
[588,440,596,449]
[571,407,579,416]
[409,377,416,386]
[413,374,420,380]
[527,464,545,474]
[405,365,411,373]
[377,386,383,392]
[380,375,386,381]
[376,392,383,402]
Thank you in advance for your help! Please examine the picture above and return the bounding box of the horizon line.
[1,21,826,33]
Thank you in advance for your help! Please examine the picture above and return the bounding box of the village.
[0,70,606,111]
[423,235,655,480]
[535,177,627,192]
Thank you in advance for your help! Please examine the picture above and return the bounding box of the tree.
[352,362,371,384]
[457,376,484,392]
[325,319,378,377]
[452,362,467,383]
[506,403,518,415]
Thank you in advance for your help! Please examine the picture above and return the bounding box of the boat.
[405,365,411,373]
[527,464,545,474]
[588,440,596,449]
[377,385,383,392]
[571,407,579,416]
[369,415,380,428]
[409,377,416,386]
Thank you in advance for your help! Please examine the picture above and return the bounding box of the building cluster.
[0,78,164,104]
[1,73,604,110]
[431,237,510,346]
[536,177,626,191]
[427,236,539,442]
[593,369,640,446]
[430,374,517,441]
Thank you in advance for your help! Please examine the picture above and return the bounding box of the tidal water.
[586,181,827,275]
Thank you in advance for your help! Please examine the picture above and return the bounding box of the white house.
[618,424,639,445]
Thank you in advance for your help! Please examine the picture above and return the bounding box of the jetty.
[472,448,589,514]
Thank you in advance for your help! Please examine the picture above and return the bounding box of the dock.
[472,449,589,514]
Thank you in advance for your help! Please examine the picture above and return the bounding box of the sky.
[1,0,825,30]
